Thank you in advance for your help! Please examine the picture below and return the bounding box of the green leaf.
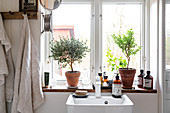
[112,29,141,68]
[49,37,90,71]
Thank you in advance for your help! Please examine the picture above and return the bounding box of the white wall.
[0,0,41,113]
[0,0,41,67]
[127,93,158,113]
[35,92,158,113]
[0,1,159,113]
[35,92,71,113]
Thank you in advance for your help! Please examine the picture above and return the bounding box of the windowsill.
[42,85,157,93]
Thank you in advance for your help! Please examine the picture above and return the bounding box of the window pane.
[52,4,91,82]
[102,3,141,79]
[166,4,170,69]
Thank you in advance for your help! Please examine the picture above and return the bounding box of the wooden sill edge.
[42,88,157,93]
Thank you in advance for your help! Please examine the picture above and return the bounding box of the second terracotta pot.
[119,68,136,89]
[65,71,80,87]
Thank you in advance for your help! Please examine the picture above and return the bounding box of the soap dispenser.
[112,73,122,98]
[95,76,101,98]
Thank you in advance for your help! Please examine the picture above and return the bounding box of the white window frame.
[48,0,94,83]
[41,0,150,86]
[92,0,147,84]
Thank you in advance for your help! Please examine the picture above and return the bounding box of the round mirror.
[40,0,62,10]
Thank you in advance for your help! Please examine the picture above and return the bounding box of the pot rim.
[65,71,80,73]
[119,68,136,70]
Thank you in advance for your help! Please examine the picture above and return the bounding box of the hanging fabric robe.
[11,14,44,113]
[0,14,15,113]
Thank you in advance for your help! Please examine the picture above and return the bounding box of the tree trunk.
[127,57,130,69]
[70,62,73,72]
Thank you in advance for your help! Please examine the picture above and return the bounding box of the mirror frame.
[40,0,62,10]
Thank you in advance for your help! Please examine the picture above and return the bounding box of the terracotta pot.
[119,68,136,89]
[65,71,80,87]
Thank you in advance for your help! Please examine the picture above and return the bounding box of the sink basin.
[66,94,134,113]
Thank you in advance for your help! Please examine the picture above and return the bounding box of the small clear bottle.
[144,71,153,89]
[112,73,122,98]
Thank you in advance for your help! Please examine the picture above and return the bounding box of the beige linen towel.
[11,14,44,113]
[0,43,7,113]
[0,13,15,113]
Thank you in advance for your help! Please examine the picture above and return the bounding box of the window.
[166,4,170,69]
[42,0,146,86]
[102,2,142,79]
[52,3,91,82]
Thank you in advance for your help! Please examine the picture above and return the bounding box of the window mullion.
[145,0,150,71]
[93,0,101,83]
[90,0,95,84]
[141,0,145,71]
[99,0,103,72]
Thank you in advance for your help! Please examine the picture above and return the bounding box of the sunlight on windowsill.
[46,80,93,90]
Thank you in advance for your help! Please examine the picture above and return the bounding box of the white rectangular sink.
[66,94,134,113]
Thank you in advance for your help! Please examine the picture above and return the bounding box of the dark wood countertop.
[42,86,157,93]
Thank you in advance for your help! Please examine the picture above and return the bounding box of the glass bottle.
[144,71,153,89]
[112,73,122,98]
[103,76,109,87]
[138,70,145,88]
[98,73,104,86]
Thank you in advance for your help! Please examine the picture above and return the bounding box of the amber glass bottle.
[112,74,122,98]
[144,71,153,89]
[103,76,109,83]
[103,76,109,87]
[138,70,145,88]
[98,73,104,86]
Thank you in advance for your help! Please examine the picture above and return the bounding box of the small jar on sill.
[138,69,145,88]
[144,71,153,89]
[103,76,109,87]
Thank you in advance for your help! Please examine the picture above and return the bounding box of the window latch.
[143,57,147,62]
[100,66,102,72]
[91,66,94,72]
[100,14,102,20]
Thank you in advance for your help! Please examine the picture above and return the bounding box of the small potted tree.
[112,29,141,89]
[50,37,90,87]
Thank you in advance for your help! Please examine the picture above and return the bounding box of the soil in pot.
[65,71,80,87]
[119,68,136,89]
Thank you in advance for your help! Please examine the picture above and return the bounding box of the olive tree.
[50,37,90,72]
